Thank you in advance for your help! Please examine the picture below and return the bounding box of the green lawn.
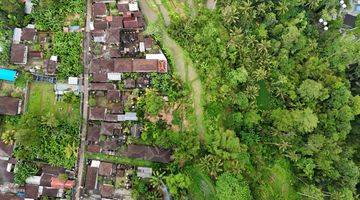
[27,83,79,120]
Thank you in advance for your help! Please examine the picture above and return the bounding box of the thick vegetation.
[51,32,84,79]
[165,0,360,199]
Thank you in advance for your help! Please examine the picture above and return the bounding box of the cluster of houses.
[0,140,76,199]
[82,0,172,198]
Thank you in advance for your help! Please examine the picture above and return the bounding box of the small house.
[0,96,22,115]
[10,44,28,65]
[343,14,357,29]
[93,3,107,18]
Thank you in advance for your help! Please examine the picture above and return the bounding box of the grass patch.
[185,166,216,200]
[86,153,160,168]
[256,80,271,110]
[258,159,299,200]
[27,83,79,119]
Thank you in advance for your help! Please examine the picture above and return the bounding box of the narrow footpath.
[74,0,92,199]
[139,0,205,138]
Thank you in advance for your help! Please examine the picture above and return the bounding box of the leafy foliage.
[14,162,39,185]
[51,32,83,79]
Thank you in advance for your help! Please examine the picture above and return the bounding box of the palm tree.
[150,171,165,188]
[276,2,289,15]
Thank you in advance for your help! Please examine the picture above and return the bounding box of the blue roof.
[0,68,17,81]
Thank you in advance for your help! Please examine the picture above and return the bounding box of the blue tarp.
[0,68,17,81]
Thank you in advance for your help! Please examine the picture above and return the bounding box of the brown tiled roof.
[121,144,172,163]
[92,30,106,37]
[10,44,27,64]
[110,103,123,114]
[107,29,120,45]
[94,19,108,30]
[0,160,14,183]
[42,187,59,197]
[25,184,39,199]
[85,166,98,190]
[101,122,122,136]
[144,37,154,49]
[40,174,53,187]
[110,16,123,29]
[117,3,129,13]
[93,3,107,17]
[42,165,65,176]
[114,59,133,72]
[0,96,21,116]
[133,59,158,72]
[90,59,114,73]
[21,28,36,41]
[105,114,118,122]
[102,140,117,151]
[99,162,113,176]
[44,60,57,75]
[124,79,136,89]
[87,124,101,142]
[123,17,139,29]
[89,107,106,121]
[107,90,121,102]
[87,145,101,153]
[28,51,43,59]
[110,48,121,58]
[92,71,108,82]
[90,83,116,91]
[0,141,14,157]
[100,184,114,198]
[0,193,21,200]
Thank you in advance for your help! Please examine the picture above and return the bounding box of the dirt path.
[139,0,205,138]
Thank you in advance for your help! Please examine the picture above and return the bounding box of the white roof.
[91,160,101,168]
[146,53,167,61]
[25,0,33,14]
[89,21,94,31]
[26,176,41,185]
[68,77,79,85]
[13,28,22,43]
[118,0,130,4]
[26,24,35,29]
[118,112,138,121]
[137,167,152,178]
[129,2,139,11]
[139,42,145,52]
[0,46,3,53]
[107,73,122,80]
[6,163,12,172]
[50,55,58,62]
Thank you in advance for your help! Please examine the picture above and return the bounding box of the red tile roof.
[99,162,113,176]
[89,107,106,121]
[132,59,158,72]
[85,166,98,190]
[114,59,133,72]
[101,122,122,136]
[93,3,107,17]
[121,144,172,163]
[94,19,108,30]
[90,83,116,91]
[10,44,27,64]
[21,28,36,41]
[87,145,101,153]
[110,16,123,29]
[87,124,100,142]
[100,184,114,198]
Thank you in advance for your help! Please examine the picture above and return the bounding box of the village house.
[0,96,22,115]
[93,3,107,18]
[343,14,357,29]
[21,26,36,42]
[121,144,172,163]
[10,44,28,65]
[44,56,58,75]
